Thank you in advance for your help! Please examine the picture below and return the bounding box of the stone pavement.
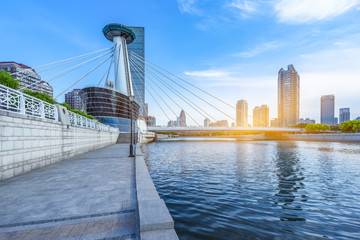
[0,144,139,240]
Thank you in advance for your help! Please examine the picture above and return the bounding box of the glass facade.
[128,27,145,116]
[321,95,335,126]
[79,86,140,132]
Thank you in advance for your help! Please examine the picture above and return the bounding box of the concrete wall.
[0,111,119,181]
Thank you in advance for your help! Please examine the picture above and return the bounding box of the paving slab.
[0,144,139,240]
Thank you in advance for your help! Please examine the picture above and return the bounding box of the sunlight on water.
[141,141,360,240]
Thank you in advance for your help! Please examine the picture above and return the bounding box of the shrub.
[0,69,19,89]
[305,123,330,132]
[340,120,360,133]
[23,89,56,104]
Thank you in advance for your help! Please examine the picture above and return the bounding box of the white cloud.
[177,0,202,15]
[226,0,259,17]
[275,0,359,23]
[184,70,230,78]
[233,41,280,58]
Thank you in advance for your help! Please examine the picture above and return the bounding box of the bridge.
[148,126,302,133]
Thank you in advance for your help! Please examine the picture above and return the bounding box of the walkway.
[0,144,138,240]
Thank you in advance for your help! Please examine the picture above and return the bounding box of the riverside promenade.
[0,144,178,240]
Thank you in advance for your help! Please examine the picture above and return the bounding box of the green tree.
[0,69,19,89]
[305,123,330,132]
[340,120,360,133]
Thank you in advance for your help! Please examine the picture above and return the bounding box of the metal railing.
[0,83,58,120]
[0,83,118,133]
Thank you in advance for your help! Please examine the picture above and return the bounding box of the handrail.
[0,83,118,133]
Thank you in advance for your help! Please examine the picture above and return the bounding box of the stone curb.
[135,145,179,240]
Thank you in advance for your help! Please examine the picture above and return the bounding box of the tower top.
[102,23,136,44]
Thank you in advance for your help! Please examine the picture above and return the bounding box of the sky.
[1,0,360,126]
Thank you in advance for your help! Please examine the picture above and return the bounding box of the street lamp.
[129,95,135,157]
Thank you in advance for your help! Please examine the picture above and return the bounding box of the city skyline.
[1,1,359,125]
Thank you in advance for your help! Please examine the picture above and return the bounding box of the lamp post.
[129,95,135,157]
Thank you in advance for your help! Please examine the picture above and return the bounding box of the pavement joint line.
[97,233,138,240]
[0,209,135,229]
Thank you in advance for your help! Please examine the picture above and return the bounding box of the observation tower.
[102,23,135,96]
[79,24,140,133]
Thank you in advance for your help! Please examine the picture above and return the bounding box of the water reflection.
[274,141,306,221]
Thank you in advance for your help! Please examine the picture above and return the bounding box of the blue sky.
[1,0,360,125]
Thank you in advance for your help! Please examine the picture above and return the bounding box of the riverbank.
[156,133,360,143]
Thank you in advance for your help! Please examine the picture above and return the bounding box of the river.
[141,140,360,240]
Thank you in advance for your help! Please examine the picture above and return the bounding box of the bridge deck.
[0,144,138,240]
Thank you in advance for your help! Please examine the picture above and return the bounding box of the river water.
[141,140,360,240]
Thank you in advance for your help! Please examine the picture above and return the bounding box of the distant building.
[209,120,228,127]
[236,100,248,127]
[0,61,53,97]
[65,89,83,110]
[144,116,156,127]
[253,104,269,127]
[179,110,186,127]
[278,64,300,127]
[299,118,315,124]
[128,27,146,116]
[356,117,360,121]
[204,118,211,127]
[167,120,178,127]
[334,117,339,125]
[270,118,280,128]
[231,122,235,127]
[321,95,335,126]
[339,108,350,124]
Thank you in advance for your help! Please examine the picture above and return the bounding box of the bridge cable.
[130,60,178,119]
[54,53,113,99]
[130,57,202,126]
[34,47,113,69]
[130,55,218,122]
[98,54,114,86]
[131,51,268,126]
[130,52,236,122]
[20,49,113,91]
[38,48,113,74]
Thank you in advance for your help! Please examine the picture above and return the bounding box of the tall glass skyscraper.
[128,27,145,116]
[278,64,300,127]
[236,99,248,127]
[321,95,335,126]
[339,108,350,124]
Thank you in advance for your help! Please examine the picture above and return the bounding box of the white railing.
[0,83,58,120]
[0,84,118,133]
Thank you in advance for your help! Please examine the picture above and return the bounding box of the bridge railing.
[0,83,58,120]
[0,84,118,133]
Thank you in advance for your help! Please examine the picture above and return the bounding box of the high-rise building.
[179,110,186,127]
[236,99,248,127]
[299,118,315,124]
[0,61,53,97]
[204,118,210,127]
[278,64,300,127]
[144,116,156,127]
[321,95,335,126]
[253,104,269,127]
[128,27,145,116]
[334,117,338,125]
[339,108,350,124]
[65,89,83,110]
[209,120,228,127]
[270,118,280,128]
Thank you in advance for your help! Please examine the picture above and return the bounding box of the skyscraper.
[179,110,186,127]
[339,108,350,124]
[253,105,269,127]
[204,118,210,127]
[65,89,83,110]
[321,95,335,126]
[278,64,300,127]
[236,100,248,127]
[128,27,145,115]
